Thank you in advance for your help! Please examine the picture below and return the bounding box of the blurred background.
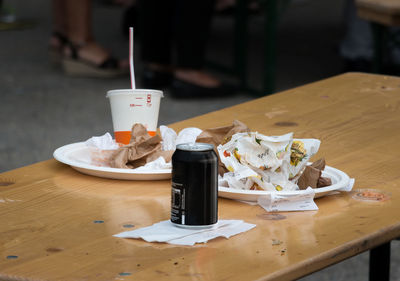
[0,0,398,280]
[0,0,349,172]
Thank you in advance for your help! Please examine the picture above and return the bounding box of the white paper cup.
[106,89,163,144]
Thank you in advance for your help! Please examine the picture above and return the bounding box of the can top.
[176,143,214,152]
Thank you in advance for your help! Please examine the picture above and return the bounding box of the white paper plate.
[53,142,172,180]
[218,165,350,202]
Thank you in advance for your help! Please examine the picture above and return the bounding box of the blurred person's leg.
[52,0,67,33]
[340,0,373,72]
[51,0,128,77]
[138,0,172,68]
[64,0,92,43]
[64,0,110,66]
[170,0,233,97]
[50,0,68,51]
[389,29,400,68]
[173,0,220,88]
[137,0,230,96]
[137,0,174,87]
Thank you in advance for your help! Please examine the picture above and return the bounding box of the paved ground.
[0,0,398,280]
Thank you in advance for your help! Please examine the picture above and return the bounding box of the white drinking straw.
[129,27,136,89]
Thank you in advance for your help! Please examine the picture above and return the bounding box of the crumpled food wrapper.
[85,122,324,189]
[217,131,320,191]
[110,124,174,169]
[289,138,321,180]
[109,120,249,170]
[85,133,119,166]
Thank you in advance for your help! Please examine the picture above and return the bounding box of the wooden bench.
[356,0,400,26]
[356,0,400,72]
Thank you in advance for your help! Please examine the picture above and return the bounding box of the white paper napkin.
[132,156,171,171]
[257,179,355,212]
[160,125,203,151]
[85,132,119,150]
[114,220,256,246]
[258,187,318,212]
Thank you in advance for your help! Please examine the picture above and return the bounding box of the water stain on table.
[46,247,64,253]
[122,224,135,228]
[257,213,287,220]
[0,179,15,186]
[274,121,298,127]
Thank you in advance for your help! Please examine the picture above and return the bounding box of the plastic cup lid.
[106,89,163,98]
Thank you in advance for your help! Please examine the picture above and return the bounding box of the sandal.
[49,31,69,64]
[62,41,128,78]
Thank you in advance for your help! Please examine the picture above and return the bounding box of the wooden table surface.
[1,73,400,281]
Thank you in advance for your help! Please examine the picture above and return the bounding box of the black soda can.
[171,143,218,228]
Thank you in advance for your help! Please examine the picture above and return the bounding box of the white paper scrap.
[168,221,255,246]
[113,220,256,246]
[160,125,178,151]
[176,127,203,146]
[257,187,318,212]
[85,132,119,150]
[159,126,203,151]
[132,156,171,171]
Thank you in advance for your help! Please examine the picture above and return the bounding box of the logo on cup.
[147,94,152,107]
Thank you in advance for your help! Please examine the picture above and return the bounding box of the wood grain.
[1,73,400,281]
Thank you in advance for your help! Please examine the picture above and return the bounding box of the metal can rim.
[176,142,214,152]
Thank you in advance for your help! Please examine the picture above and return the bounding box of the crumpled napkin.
[85,132,119,150]
[133,156,171,171]
[160,126,203,151]
[257,187,319,212]
[85,133,120,166]
[252,178,355,212]
[113,220,256,246]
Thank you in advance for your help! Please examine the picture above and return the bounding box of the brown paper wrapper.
[318,176,332,188]
[196,120,250,147]
[297,158,331,189]
[297,166,321,190]
[110,124,173,169]
[196,120,250,175]
[109,120,249,171]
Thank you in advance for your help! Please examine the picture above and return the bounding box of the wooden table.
[1,73,400,281]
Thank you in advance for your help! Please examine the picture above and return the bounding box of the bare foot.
[148,63,174,73]
[49,32,67,51]
[69,42,109,65]
[64,41,127,69]
[174,69,220,88]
